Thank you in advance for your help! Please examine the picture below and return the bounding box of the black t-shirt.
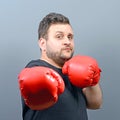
[21,59,88,120]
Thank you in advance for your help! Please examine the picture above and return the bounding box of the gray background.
[0,0,120,120]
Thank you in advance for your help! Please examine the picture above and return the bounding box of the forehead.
[48,24,73,34]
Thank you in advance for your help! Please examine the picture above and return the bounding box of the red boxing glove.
[62,55,101,88]
[18,66,65,110]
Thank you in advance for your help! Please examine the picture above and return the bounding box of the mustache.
[62,46,73,50]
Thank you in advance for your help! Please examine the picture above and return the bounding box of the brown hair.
[38,12,70,39]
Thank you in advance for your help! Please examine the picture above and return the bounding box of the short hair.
[38,12,70,39]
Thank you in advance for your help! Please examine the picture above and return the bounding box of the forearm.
[82,84,103,109]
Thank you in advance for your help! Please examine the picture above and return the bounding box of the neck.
[40,57,63,69]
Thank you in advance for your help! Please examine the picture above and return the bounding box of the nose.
[64,37,71,45]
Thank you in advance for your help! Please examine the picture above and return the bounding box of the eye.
[68,34,73,40]
[56,34,63,39]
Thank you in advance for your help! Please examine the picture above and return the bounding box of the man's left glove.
[62,55,101,88]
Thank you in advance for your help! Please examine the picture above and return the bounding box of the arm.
[82,83,103,109]
[62,55,103,109]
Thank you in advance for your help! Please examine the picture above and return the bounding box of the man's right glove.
[18,66,65,110]
[62,55,101,88]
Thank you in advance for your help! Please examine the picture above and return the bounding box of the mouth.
[63,47,72,51]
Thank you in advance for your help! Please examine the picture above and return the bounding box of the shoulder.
[25,59,54,68]
[25,59,43,68]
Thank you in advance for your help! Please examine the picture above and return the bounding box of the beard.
[46,48,74,67]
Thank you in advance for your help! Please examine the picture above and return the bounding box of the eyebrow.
[56,31,74,36]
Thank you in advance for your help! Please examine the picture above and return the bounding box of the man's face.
[42,24,74,67]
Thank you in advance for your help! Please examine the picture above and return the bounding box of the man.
[18,12,103,120]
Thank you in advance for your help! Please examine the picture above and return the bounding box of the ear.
[38,38,46,51]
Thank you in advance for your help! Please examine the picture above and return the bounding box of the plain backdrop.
[0,0,120,120]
